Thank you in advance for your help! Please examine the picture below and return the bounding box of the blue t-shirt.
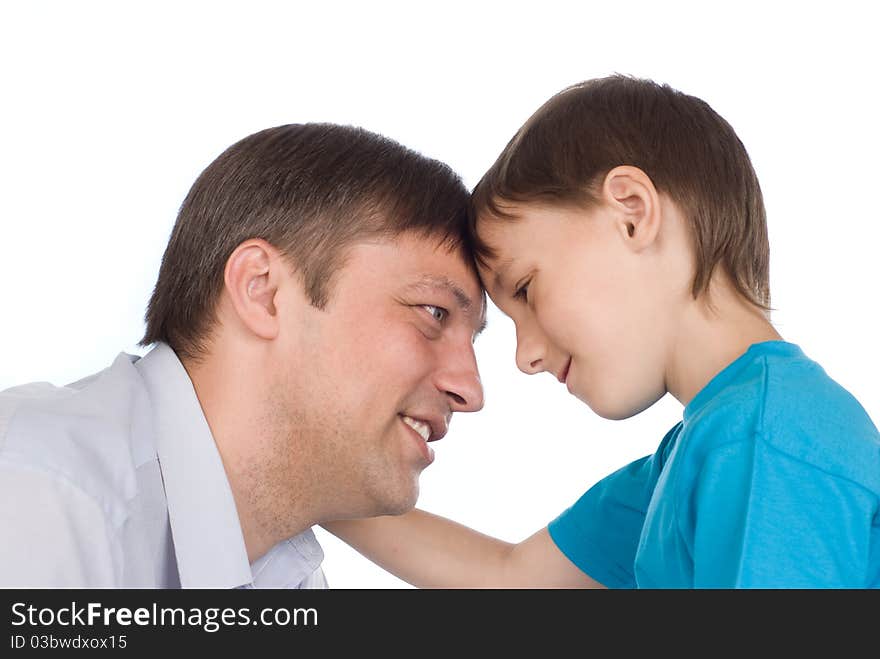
[548,341,880,588]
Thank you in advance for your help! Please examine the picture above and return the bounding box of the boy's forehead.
[473,211,527,275]
[481,257,514,292]
[475,198,586,249]
[474,202,579,294]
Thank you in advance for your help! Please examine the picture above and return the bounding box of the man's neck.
[182,350,318,565]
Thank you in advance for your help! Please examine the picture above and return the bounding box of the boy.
[323,75,880,588]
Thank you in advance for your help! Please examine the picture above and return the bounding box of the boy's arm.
[321,509,604,588]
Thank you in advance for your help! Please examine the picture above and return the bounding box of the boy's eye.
[423,304,448,323]
[513,279,531,302]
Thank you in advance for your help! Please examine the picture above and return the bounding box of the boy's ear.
[223,238,282,341]
[600,165,661,252]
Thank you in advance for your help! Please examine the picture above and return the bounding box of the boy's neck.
[665,278,782,408]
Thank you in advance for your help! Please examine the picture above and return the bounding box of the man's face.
[275,231,485,518]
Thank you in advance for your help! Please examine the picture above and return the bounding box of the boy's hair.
[141,123,474,361]
[471,74,770,310]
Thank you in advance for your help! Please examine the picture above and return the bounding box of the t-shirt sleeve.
[548,451,665,589]
[688,436,877,588]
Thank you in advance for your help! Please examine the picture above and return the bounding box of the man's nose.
[436,343,484,413]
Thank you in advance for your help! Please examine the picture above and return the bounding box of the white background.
[1,1,878,588]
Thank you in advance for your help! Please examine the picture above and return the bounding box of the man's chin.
[377,482,420,517]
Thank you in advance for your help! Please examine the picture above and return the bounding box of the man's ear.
[600,165,661,252]
[223,239,282,341]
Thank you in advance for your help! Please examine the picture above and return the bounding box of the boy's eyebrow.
[405,275,488,335]
[491,258,514,292]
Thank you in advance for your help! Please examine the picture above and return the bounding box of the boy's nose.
[515,328,546,375]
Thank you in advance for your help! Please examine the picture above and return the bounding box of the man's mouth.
[399,414,436,464]
[401,415,431,441]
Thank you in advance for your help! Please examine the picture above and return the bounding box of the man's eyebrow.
[406,275,488,335]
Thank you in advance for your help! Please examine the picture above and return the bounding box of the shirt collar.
[135,342,253,588]
[683,340,804,423]
[250,532,325,588]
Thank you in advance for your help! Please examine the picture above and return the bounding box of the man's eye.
[423,305,448,322]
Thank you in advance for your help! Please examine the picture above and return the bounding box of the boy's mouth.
[557,357,571,384]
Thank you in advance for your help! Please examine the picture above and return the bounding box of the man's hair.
[471,74,770,310]
[141,123,474,360]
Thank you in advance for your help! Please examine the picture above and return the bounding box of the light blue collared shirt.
[0,342,326,588]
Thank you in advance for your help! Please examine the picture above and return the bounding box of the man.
[0,123,486,588]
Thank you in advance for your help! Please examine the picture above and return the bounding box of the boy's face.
[476,202,673,420]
